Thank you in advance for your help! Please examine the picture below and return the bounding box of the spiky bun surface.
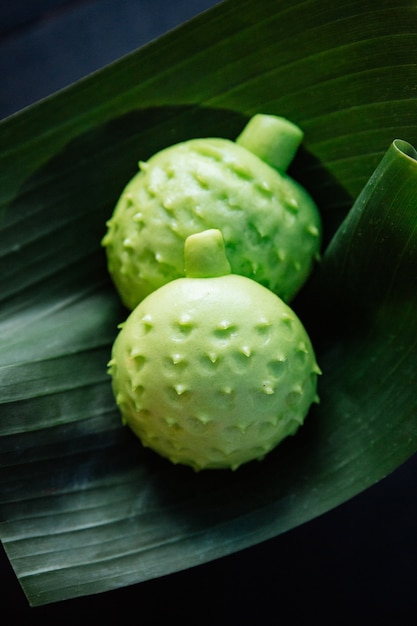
[109,273,320,471]
[103,138,321,309]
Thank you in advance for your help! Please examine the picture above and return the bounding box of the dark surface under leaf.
[1,0,416,606]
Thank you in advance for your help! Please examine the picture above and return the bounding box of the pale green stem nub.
[236,113,304,172]
[184,229,232,278]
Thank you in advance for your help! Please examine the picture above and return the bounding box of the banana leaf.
[1,0,416,607]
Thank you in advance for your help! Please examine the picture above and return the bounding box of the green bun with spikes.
[102,114,322,310]
[109,229,321,471]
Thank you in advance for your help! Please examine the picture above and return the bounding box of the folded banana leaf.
[1,0,416,606]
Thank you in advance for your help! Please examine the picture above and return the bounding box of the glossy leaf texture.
[1,0,416,606]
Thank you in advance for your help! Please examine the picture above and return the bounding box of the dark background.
[1,1,416,623]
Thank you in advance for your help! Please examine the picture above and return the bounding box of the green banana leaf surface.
[1,0,416,606]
